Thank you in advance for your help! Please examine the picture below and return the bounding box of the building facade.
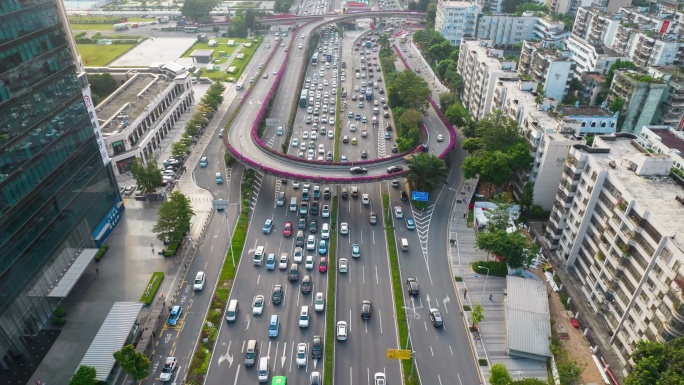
[606,69,668,133]
[579,72,606,105]
[543,134,684,376]
[0,0,121,369]
[435,1,481,46]
[458,38,518,120]
[518,41,574,101]
[566,35,628,78]
[476,13,538,46]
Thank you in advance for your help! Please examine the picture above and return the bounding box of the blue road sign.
[412,191,429,202]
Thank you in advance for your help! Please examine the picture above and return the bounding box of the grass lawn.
[194,37,262,82]
[77,44,136,66]
[181,38,254,58]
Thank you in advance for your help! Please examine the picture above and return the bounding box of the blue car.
[355,114,361,121]
[168,306,182,326]
[263,219,273,234]
[277,126,284,136]
[266,253,276,270]
[200,157,208,168]
[348,111,354,118]
[318,239,327,255]
[405,217,415,230]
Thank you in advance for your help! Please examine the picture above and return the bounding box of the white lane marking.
[438,374,443,385]
[362,265,365,284]
[379,309,383,333]
[360,230,363,245]
[430,346,434,356]
[443,296,450,313]
[449,345,453,356]
[257,275,260,285]
[372,230,375,245]
[232,365,240,385]
[289,341,294,371]
[375,266,378,284]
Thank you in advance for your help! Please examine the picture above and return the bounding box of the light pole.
[475,266,490,302]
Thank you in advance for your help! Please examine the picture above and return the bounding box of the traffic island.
[324,197,338,384]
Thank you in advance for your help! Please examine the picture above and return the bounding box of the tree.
[490,363,513,385]
[470,303,484,327]
[476,230,537,269]
[113,345,150,381]
[484,205,514,233]
[387,70,431,113]
[87,73,117,105]
[398,108,423,128]
[405,153,449,193]
[180,0,220,23]
[562,77,583,105]
[428,40,455,63]
[512,379,547,385]
[609,96,624,114]
[426,2,437,28]
[624,337,684,385]
[417,0,430,11]
[407,1,418,10]
[439,92,458,111]
[70,365,97,385]
[517,182,534,223]
[153,191,194,242]
[171,141,188,159]
[501,0,526,13]
[445,102,470,127]
[130,158,162,193]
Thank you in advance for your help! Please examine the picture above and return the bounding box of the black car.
[369,212,377,225]
[361,300,372,319]
[323,187,331,200]
[272,285,283,304]
[429,308,443,327]
[310,219,318,233]
[341,188,348,199]
[361,150,368,159]
[350,166,368,174]
[312,335,323,358]
[386,124,392,131]
[298,218,307,230]
[391,144,398,153]
[401,191,408,201]
[387,165,403,174]
[301,275,312,293]
[406,277,419,296]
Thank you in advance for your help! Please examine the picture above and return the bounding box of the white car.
[340,222,349,235]
[303,131,309,139]
[296,343,308,366]
[322,205,330,218]
[293,181,300,189]
[318,144,325,154]
[374,372,386,385]
[294,247,303,263]
[311,131,318,139]
[279,253,289,269]
[306,235,316,251]
[252,295,265,316]
[305,255,315,270]
[328,131,334,139]
[337,321,348,341]
[299,306,310,328]
[437,134,444,142]
[362,194,370,205]
[394,206,403,218]
[314,292,325,312]
[160,357,177,382]
[291,138,299,147]
[339,258,348,273]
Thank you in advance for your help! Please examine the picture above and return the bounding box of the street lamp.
[475,266,490,302]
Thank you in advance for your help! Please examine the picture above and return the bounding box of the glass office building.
[0,0,122,368]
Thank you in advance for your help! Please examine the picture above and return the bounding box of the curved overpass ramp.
[223,12,456,183]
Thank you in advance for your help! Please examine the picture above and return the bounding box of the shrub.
[94,243,109,261]
[472,260,508,277]
[140,272,164,305]
[478,359,488,366]
[463,305,471,311]
[454,276,463,282]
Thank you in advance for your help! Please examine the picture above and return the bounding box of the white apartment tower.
[543,133,684,376]
[435,1,481,46]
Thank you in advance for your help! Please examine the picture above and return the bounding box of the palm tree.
[378,33,390,52]
[405,153,448,193]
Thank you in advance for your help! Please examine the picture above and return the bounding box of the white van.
[245,339,258,366]
[254,246,265,266]
[226,299,239,322]
[193,271,206,290]
[290,197,298,212]
[321,223,330,240]
[257,357,269,382]
[356,72,360,79]
[236,83,243,91]
[400,238,409,251]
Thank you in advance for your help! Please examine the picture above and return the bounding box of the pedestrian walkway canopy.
[79,302,143,382]
[506,275,552,361]
[46,248,98,298]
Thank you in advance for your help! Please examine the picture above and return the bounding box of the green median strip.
[324,197,338,385]
[140,272,164,305]
[186,173,252,384]
[334,95,341,162]
[382,193,418,385]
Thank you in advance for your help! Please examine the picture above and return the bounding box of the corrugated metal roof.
[47,248,98,297]
[506,276,552,360]
[80,302,143,381]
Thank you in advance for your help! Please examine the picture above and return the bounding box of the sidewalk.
[449,179,549,383]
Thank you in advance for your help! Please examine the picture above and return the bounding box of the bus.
[311,52,319,66]
[326,52,332,62]
[365,89,373,101]
[299,90,308,107]
[184,26,198,33]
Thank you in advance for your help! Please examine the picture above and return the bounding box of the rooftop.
[587,135,684,249]
[97,73,172,135]
[559,106,614,117]
[581,72,606,82]
[190,49,215,58]
[649,127,684,155]
[593,44,622,57]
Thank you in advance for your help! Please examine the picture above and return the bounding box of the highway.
[333,182,402,385]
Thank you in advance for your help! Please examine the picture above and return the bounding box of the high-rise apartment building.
[542,132,684,376]
[518,40,575,101]
[0,0,122,369]
[606,69,668,133]
[435,1,481,46]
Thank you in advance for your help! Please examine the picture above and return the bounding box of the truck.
[114,23,128,30]
[157,16,169,23]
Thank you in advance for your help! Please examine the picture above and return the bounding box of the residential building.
[534,16,571,45]
[572,7,622,47]
[475,0,503,13]
[97,71,195,174]
[566,35,628,78]
[556,104,619,136]
[648,66,684,129]
[592,0,632,12]
[579,72,606,105]
[636,125,684,170]
[547,0,592,15]
[543,133,684,376]
[476,13,538,46]
[458,39,518,120]
[435,1,481,46]
[627,33,684,67]
[0,0,122,369]
[518,41,574,101]
[606,69,668,133]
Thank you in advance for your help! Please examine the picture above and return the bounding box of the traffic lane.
[146,210,233,384]
[335,183,402,384]
[205,177,327,383]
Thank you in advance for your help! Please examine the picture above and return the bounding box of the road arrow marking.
[218,340,234,367]
[281,342,287,368]
[443,296,450,313]
[426,294,431,308]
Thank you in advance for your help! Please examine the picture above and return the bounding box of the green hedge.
[472,260,508,277]
[140,272,164,305]
[324,197,338,385]
[382,193,418,385]
[94,243,109,261]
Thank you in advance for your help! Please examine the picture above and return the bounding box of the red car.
[284,222,293,237]
[318,257,327,273]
